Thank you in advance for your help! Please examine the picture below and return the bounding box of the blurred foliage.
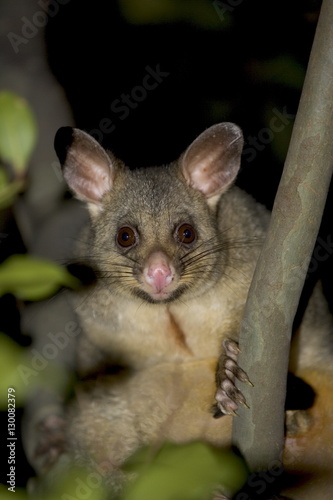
[17,443,247,500]
[25,460,110,500]
[122,441,248,500]
[0,485,28,500]
[118,0,223,29]
[0,331,75,409]
[248,55,305,90]
[1,461,110,500]
[0,92,79,410]
[0,91,37,178]
[0,254,79,301]
[0,90,78,301]
[0,91,37,208]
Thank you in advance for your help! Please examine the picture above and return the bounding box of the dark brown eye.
[176,224,196,245]
[117,226,137,248]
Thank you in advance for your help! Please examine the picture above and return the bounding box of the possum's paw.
[34,414,67,473]
[214,339,253,417]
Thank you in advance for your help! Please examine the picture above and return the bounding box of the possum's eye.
[175,224,196,245]
[117,226,137,248]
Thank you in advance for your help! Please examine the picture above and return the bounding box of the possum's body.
[26,123,333,498]
[67,184,268,478]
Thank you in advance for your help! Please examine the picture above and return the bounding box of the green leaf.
[122,441,249,500]
[0,91,37,175]
[0,254,79,300]
[0,485,27,500]
[0,333,27,407]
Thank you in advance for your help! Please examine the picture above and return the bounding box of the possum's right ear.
[54,127,114,211]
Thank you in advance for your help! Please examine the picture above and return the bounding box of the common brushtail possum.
[55,123,267,409]
[28,123,333,497]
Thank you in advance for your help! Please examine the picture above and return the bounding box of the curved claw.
[224,358,253,386]
[215,338,253,414]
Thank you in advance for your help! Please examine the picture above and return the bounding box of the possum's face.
[87,165,229,303]
[54,124,243,303]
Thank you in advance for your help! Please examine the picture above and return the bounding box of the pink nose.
[147,264,172,292]
[144,253,174,292]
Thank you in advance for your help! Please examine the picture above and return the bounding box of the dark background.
[43,0,333,301]
[45,0,319,208]
[2,0,333,490]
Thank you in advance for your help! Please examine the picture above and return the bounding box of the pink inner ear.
[181,123,243,198]
[63,132,113,205]
[69,160,111,204]
[188,156,237,197]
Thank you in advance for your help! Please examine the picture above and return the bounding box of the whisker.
[181,246,227,267]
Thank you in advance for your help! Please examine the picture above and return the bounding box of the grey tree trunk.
[232,0,333,471]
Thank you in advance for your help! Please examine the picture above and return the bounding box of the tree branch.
[232,0,333,470]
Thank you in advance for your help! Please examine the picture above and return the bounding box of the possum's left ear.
[180,122,243,205]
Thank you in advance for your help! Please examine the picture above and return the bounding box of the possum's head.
[54,123,243,303]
